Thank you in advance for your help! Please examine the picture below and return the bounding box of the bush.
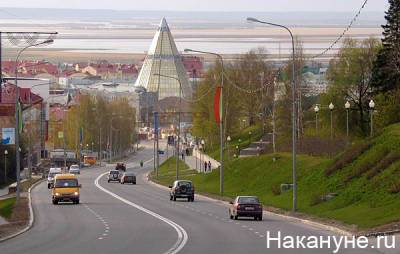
[310,193,323,206]
[325,141,373,176]
[389,181,400,194]
[271,185,281,196]
[366,152,400,179]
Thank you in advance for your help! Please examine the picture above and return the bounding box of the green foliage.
[374,88,400,130]
[61,95,136,155]
[325,38,380,136]
[0,197,16,219]
[371,0,400,92]
[191,48,276,149]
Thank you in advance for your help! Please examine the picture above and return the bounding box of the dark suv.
[115,163,126,171]
[107,170,121,183]
[169,180,195,202]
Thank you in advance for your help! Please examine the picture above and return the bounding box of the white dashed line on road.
[84,204,111,240]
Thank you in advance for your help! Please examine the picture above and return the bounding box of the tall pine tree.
[371,0,400,92]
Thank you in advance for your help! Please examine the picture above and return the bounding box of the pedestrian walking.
[204,161,208,172]
[208,161,212,172]
[181,152,184,160]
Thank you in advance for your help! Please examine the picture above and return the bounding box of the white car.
[69,164,80,175]
[47,167,62,189]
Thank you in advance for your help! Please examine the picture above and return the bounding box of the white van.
[47,167,62,189]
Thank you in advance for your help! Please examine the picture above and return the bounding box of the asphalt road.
[0,141,391,254]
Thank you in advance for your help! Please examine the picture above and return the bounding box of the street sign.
[58,131,64,139]
[1,128,15,145]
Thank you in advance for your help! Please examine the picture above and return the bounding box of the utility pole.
[183,49,225,196]
[247,18,297,211]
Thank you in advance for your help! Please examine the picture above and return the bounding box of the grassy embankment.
[151,123,400,230]
[0,197,16,220]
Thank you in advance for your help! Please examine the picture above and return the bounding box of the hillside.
[152,123,400,230]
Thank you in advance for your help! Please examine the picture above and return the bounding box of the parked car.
[51,174,81,205]
[47,167,62,189]
[115,163,126,171]
[169,180,195,202]
[69,164,80,174]
[107,170,121,183]
[120,172,136,184]
[229,196,263,221]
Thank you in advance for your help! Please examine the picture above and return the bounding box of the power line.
[312,0,369,59]
[181,80,217,103]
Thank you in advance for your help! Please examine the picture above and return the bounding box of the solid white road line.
[95,170,188,254]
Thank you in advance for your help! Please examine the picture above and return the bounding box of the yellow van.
[83,155,97,166]
[52,174,81,205]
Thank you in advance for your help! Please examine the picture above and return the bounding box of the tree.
[64,95,136,158]
[191,48,276,150]
[326,38,380,136]
[371,0,400,92]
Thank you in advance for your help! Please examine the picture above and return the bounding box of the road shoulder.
[0,179,43,242]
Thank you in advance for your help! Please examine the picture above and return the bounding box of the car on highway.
[51,174,81,205]
[115,162,126,171]
[108,170,122,183]
[229,196,263,221]
[169,180,195,202]
[47,167,62,189]
[120,172,136,184]
[69,164,80,174]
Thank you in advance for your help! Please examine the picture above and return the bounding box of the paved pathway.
[0,186,9,197]
[183,148,220,173]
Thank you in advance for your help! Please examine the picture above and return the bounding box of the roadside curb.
[146,173,354,237]
[0,179,43,242]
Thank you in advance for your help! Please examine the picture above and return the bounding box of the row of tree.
[49,95,137,158]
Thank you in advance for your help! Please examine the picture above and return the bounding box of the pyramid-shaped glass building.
[135,18,191,100]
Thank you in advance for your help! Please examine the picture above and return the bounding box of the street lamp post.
[226,136,231,160]
[14,39,53,201]
[4,150,8,182]
[314,105,319,134]
[201,139,205,172]
[153,73,182,180]
[345,101,351,138]
[184,48,225,196]
[248,131,252,146]
[247,17,297,211]
[329,102,335,139]
[369,100,375,137]
[109,115,121,162]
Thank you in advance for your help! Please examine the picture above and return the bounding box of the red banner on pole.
[214,86,222,125]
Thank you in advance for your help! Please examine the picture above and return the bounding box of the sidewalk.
[184,148,220,173]
[0,186,9,197]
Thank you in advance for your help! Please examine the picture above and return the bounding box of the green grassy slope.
[152,123,400,229]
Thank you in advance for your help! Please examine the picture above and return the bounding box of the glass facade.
[135,18,191,100]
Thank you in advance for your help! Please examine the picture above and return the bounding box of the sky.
[0,0,389,12]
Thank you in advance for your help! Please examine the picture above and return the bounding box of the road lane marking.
[84,204,110,240]
[95,172,188,254]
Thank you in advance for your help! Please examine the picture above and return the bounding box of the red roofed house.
[0,82,45,166]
